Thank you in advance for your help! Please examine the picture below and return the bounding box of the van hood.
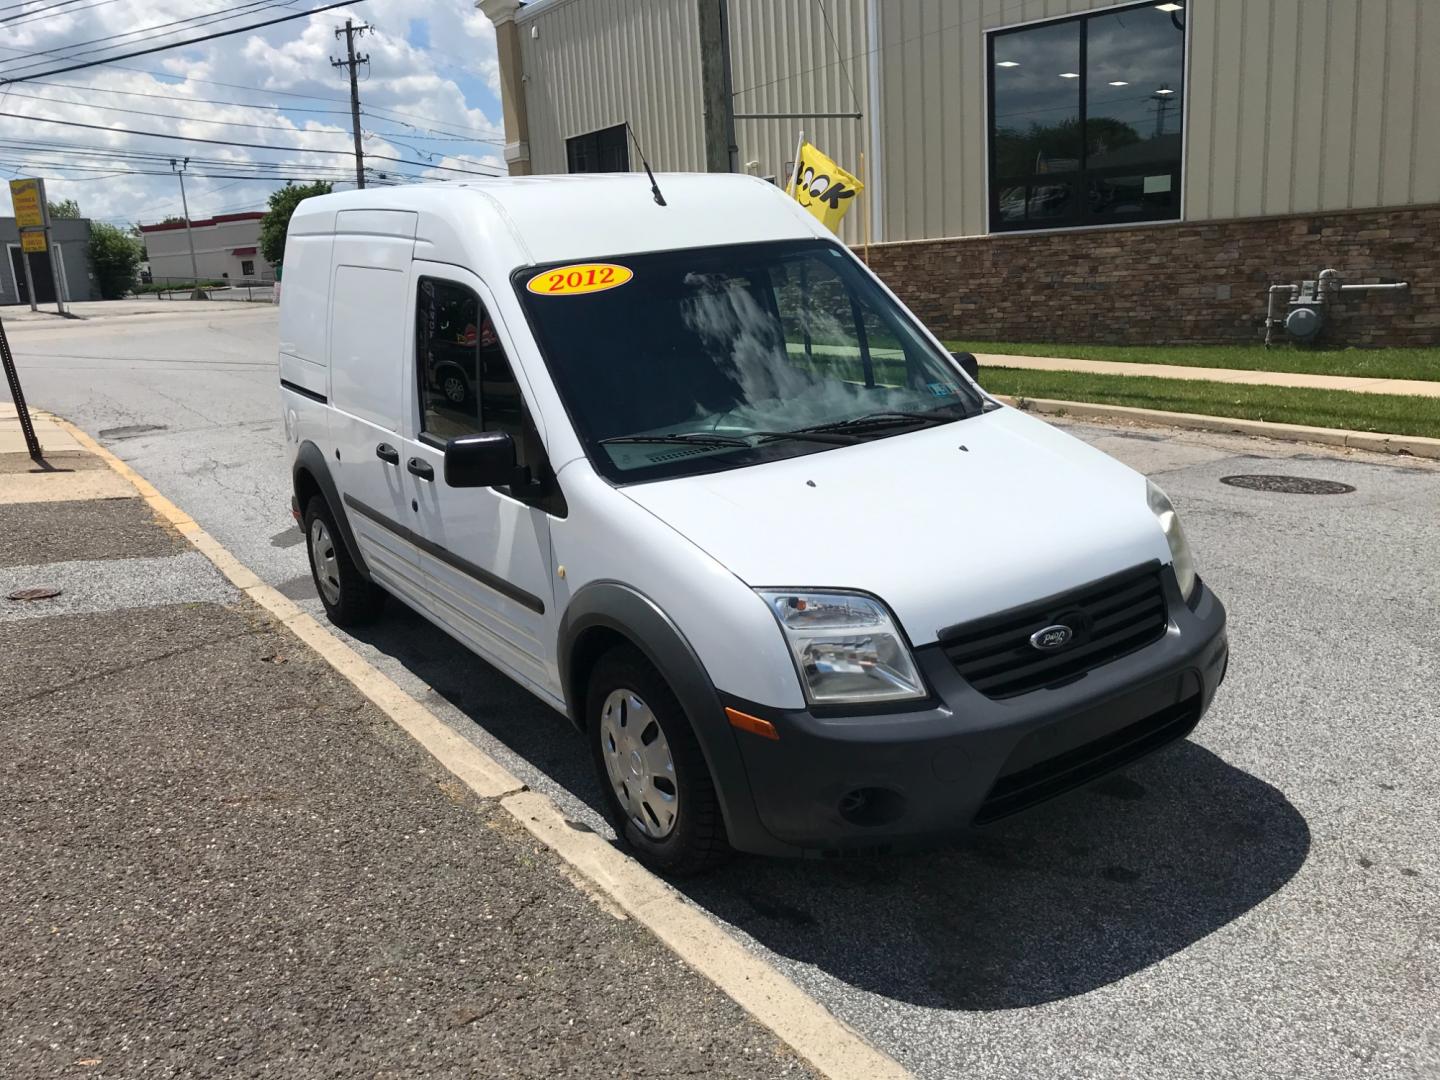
[619,407,1173,646]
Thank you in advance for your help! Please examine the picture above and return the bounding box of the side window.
[416,277,526,447]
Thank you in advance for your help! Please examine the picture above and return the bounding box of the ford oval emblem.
[1030,624,1074,651]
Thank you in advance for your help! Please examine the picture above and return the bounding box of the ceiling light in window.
[1154,86,1175,95]
[996,60,1020,67]
[1059,72,1080,78]
[1109,80,1130,86]
[1155,2,1183,10]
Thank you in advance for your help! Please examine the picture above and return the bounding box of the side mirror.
[952,351,980,381]
[444,432,515,488]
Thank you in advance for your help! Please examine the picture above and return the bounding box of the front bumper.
[717,572,1228,857]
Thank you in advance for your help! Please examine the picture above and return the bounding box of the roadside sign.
[19,230,46,254]
[9,177,46,229]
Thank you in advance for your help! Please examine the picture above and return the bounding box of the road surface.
[5,304,1438,1080]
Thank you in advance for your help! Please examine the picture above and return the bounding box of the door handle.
[375,443,400,465]
[407,457,435,481]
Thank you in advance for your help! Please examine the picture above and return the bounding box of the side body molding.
[558,581,791,856]
[293,439,370,580]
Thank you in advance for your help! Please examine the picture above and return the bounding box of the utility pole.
[169,158,206,300]
[697,0,738,172]
[332,19,370,189]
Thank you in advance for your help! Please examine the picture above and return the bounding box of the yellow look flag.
[787,141,863,232]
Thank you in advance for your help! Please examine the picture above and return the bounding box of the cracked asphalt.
[5,304,1439,1078]
[0,498,813,1079]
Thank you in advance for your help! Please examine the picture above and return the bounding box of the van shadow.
[344,604,1309,1012]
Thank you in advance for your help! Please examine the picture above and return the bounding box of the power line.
[14,78,501,145]
[0,0,123,31]
[0,108,367,158]
[28,77,353,115]
[0,109,506,173]
[0,88,351,133]
[0,0,279,74]
[0,49,506,142]
[811,0,860,114]
[0,0,369,85]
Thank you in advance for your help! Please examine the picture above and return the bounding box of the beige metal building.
[139,212,274,285]
[478,0,1440,345]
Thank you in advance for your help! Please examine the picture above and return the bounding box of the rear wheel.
[303,495,385,626]
[587,646,729,875]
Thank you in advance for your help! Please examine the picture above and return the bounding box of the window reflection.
[989,2,1185,231]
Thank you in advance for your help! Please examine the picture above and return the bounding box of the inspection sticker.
[526,263,633,296]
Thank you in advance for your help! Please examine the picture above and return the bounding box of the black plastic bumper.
[715,572,1228,857]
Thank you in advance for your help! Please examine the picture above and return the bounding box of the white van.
[278,176,1228,873]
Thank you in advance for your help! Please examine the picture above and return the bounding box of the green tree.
[259,181,332,266]
[48,198,82,219]
[88,222,144,299]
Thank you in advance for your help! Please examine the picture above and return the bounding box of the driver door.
[401,265,559,702]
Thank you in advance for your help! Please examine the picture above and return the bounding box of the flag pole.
[860,149,870,265]
[787,129,805,196]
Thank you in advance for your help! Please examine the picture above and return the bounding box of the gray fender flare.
[293,440,370,580]
[558,581,774,851]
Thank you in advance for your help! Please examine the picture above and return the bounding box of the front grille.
[939,563,1168,699]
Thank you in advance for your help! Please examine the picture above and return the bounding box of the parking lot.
[5,305,1438,1079]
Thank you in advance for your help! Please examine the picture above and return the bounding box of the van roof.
[288,173,832,271]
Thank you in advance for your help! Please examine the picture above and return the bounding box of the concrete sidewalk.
[0,410,812,1079]
[2,298,270,323]
[977,352,1440,397]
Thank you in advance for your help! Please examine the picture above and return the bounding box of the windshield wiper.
[790,410,950,436]
[599,433,752,448]
[602,429,860,450]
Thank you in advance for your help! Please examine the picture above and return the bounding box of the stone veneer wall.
[863,204,1440,348]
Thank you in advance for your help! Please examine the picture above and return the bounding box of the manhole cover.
[7,586,62,601]
[1220,474,1356,495]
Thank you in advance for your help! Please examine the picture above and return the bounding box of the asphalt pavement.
[0,460,812,1078]
[4,304,1437,1079]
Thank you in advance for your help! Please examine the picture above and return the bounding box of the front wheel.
[303,495,385,626]
[587,647,729,876]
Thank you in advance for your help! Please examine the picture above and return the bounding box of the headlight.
[1147,481,1198,601]
[757,590,926,705]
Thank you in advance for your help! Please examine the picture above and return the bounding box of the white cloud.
[0,0,506,224]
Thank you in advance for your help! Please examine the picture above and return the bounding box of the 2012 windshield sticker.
[527,263,633,296]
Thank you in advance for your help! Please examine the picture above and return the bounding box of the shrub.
[88,223,144,300]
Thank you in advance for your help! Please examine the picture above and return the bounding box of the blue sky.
[0,0,507,225]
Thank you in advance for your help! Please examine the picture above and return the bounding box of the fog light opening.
[837,786,906,827]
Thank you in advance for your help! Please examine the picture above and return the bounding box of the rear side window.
[415,277,525,446]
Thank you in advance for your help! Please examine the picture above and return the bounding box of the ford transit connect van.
[278,176,1227,873]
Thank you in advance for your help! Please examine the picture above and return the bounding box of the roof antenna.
[626,121,667,207]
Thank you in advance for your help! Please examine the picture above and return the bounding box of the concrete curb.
[996,395,1440,460]
[48,412,913,1080]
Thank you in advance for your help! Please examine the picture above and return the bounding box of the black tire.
[303,494,385,626]
[587,646,730,876]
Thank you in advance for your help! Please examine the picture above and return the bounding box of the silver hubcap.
[443,376,466,403]
[309,517,342,606]
[599,689,679,839]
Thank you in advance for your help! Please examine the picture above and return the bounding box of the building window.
[988,1,1186,232]
[566,124,629,173]
[241,260,254,277]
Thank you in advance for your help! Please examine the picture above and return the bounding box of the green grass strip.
[978,367,1440,439]
[949,340,1440,383]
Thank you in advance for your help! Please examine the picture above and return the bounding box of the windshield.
[515,240,984,483]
